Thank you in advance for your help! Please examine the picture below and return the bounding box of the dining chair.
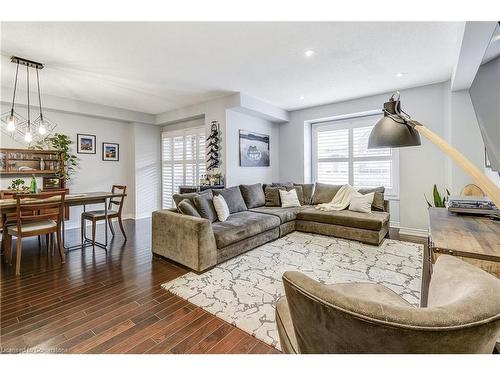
[1,190,43,259]
[4,192,66,276]
[81,185,127,250]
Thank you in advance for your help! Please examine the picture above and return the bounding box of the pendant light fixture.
[1,56,57,145]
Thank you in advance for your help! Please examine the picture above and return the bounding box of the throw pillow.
[193,195,218,223]
[239,183,265,208]
[311,182,343,204]
[173,189,213,208]
[177,199,201,217]
[349,192,375,213]
[358,186,386,211]
[213,194,230,222]
[271,182,294,188]
[265,186,304,207]
[294,183,314,205]
[212,186,247,213]
[279,189,301,208]
[264,186,281,207]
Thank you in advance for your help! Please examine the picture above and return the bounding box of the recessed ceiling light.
[304,50,316,58]
[300,95,305,100]
[396,72,404,78]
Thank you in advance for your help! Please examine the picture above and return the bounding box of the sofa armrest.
[152,210,217,272]
[383,200,390,213]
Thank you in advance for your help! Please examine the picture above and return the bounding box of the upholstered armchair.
[276,255,500,353]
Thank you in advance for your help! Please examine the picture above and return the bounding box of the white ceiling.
[1,22,463,114]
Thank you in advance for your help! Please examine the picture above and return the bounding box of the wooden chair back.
[14,192,66,234]
[108,185,127,214]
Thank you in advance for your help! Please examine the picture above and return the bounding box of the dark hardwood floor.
[0,220,428,354]
[0,219,279,354]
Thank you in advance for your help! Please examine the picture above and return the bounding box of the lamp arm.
[411,121,500,208]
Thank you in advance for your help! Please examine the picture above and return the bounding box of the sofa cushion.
[212,186,248,213]
[311,183,343,204]
[294,183,314,205]
[177,199,201,217]
[271,182,294,188]
[265,186,282,207]
[239,183,266,208]
[173,190,213,208]
[193,195,218,223]
[297,207,389,231]
[211,211,280,248]
[250,206,308,224]
[265,186,305,207]
[358,186,385,211]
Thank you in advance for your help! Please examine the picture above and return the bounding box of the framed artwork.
[77,134,96,154]
[239,130,270,167]
[102,142,119,161]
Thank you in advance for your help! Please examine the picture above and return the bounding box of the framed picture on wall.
[77,134,96,154]
[239,130,270,167]
[102,142,119,161]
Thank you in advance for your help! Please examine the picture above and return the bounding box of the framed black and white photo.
[77,134,96,154]
[239,130,270,167]
[102,142,119,161]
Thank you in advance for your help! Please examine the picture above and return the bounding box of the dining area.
[0,186,127,276]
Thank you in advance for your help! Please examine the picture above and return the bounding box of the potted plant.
[8,178,29,192]
[425,184,450,208]
[32,133,78,185]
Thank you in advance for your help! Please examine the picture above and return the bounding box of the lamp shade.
[368,96,421,148]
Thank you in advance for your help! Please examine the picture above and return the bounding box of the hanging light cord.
[36,67,43,121]
[26,64,30,130]
[10,62,19,115]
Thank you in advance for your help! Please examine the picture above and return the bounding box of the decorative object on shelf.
[0,56,57,145]
[29,174,37,193]
[206,121,221,171]
[368,91,500,209]
[7,178,28,192]
[102,142,119,161]
[425,184,450,208]
[43,176,64,190]
[239,130,270,167]
[40,157,45,171]
[32,133,78,182]
[77,133,96,154]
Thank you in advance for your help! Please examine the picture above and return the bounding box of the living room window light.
[161,127,206,208]
[312,114,399,198]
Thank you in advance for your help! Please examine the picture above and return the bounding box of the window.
[161,127,206,208]
[312,115,399,198]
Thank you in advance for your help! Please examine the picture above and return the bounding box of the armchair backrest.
[282,255,500,353]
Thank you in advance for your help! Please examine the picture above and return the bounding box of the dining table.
[0,191,126,252]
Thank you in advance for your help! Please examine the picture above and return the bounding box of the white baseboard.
[397,226,429,238]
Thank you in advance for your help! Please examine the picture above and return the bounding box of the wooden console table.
[428,208,500,278]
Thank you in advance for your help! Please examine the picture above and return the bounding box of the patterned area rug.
[162,232,423,349]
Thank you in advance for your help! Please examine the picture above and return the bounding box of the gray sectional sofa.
[152,182,390,272]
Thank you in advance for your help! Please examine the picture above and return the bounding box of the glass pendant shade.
[6,114,16,132]
[24,130,33,143]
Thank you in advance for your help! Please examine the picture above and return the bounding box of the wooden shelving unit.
[0,148,64,177]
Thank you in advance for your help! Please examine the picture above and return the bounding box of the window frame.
[161,126,206,208]
[311,114,399,199]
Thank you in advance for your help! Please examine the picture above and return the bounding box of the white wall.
[1,104,136,229]
[279,82,450,231]
[225,109,280,186]
[132,123,161,219]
